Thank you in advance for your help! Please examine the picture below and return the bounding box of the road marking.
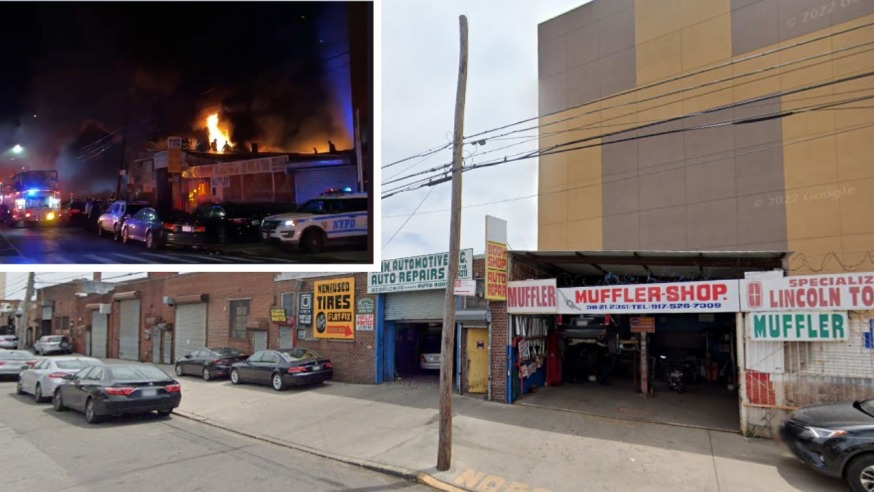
[83,254,113,264]
[218,255,262,263]
[107,253,154,263]
[171,253,234,263]
[141,252,199,263]
[453,469,552,492]
[243,255,298,263]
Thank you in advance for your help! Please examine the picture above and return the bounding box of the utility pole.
[437,14,468,472]
[18,272,34,346]
[116,87,134,198]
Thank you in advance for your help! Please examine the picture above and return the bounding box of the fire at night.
[0,1,373,265]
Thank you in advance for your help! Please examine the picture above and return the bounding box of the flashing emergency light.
[14,199,25,210]
[342,187,352,192]
[26,189,38,197]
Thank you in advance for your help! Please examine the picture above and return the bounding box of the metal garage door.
[85,332,91,356]
[174,303,207,362]
[152,334,161,363]
[385,290,445,321]
[91,312,108,359]
[252,331,268,352]
[293,166,358,205]
[118,299,141,361]
[279,327,293,348]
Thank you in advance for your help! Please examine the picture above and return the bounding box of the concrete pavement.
[109,360,844,492]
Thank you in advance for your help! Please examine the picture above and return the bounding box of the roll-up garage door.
[118,299,141,361]
[174,303,207,362]
[293,166,358,205]
[385,290,445,321]
[91,312,108,359]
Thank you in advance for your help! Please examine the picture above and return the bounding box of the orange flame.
[206,113,233,152]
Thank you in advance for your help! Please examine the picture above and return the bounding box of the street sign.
[454,279,476,296]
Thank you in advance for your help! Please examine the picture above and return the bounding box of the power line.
[382,187,436,250]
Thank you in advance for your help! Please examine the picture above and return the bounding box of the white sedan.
[17,356,103,403]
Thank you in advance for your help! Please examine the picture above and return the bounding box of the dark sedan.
[193,202,293,243]
[52,364,181,424]
[175,347,248,381]
[230,348,332,391]
[121,207,206,250]
[779,399,874,492]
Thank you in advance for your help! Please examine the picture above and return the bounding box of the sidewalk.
[115,360,842,492]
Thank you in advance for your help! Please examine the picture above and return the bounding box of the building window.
[230,300,250,340]
[281,292,295,316]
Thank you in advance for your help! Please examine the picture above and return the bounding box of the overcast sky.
[381,0,589,259]
[4,272,148,300]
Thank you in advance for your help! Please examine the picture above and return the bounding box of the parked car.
[60,200,87,227]
[779,399,874,492]
[52,364,181,424]
[0,350,37,379]
[17,356,103,402]
[175,347,248,381]
[33,335,73,355]
[419,332,442,371]
[260,192,367,253]
[0,334,19,349]
[193,202,292,244]
[96,200,151,241]
[230,348,333,391]
[121,207,206,250]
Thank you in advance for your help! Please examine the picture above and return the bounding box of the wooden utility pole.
[437,14,468,472]
[18,272,34,345]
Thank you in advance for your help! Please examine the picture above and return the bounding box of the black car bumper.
[165,232,207,247]
[281,369,333,386]
[206,364,233,377]
[778,420,843,478]
[94,393,182,416]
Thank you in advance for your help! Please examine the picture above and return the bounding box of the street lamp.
[11,144,23,154]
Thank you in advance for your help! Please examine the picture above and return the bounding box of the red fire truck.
[1,170,61,227]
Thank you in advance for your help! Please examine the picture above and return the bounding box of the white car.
[17,356,103,403]
[0,334,19,349]
[260,192,367,253]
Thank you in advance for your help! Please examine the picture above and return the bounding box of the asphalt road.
[0,381,430,492]
[0,224,370,265]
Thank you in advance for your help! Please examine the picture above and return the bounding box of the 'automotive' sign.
[367,249,472,294]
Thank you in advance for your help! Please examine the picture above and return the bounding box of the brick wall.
[275,272,376,384]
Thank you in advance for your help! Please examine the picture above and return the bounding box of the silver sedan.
[17,356,103,402]
[0,350,37,378]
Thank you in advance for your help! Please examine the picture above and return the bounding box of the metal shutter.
[252,331,268,352]
[118,299,141,361]
[163,333,172,364]
[385,290,445,321]
[293,166,357,205]
[279,327,293,348]
[174,303,207,362]
[85,332,91,356]
[91,312,108,359]
[152,334,161,363]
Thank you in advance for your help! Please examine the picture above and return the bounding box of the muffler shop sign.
[558,280,740,314]
[507,279,557,314]
[741,272,874,311]
[748,312,848,341]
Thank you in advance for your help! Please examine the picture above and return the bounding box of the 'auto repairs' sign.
[314,277,355,340]
[367,249,472,294]
[507,279,557,314]
[741,272,874,311]
[557,280,740,314]
[747,312,848,341]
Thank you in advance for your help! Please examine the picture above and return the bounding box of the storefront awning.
[456,309,491,324]
[112,291,140,301]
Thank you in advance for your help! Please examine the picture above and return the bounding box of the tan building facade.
[538,0,874,274]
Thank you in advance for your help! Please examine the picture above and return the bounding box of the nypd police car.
[261,191,368,253]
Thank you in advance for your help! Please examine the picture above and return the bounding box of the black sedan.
[121,207,206,250]
[52,364,181,424]
[779,399,874,492]
[175,347,248,381]
[193,202,292,244]
[230,348,332,391]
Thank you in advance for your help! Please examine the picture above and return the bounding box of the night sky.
[0,1,360,196]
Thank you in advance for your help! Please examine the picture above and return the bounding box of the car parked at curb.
[121,207,206,250]
[0,334,19,349]
[779,399,874,492]
[52,364,181,424]
[175,347,248,381]
[17,356,103,402]
[96,200,150,241]
[33,335,73,355]
[0,350,37,379]
[230,348,332,391]
[260,191,367,253]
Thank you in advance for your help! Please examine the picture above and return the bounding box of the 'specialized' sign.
[741,272,874,311]
[558,280,740,314]
[314,277,355,340]
[747,312,848,341]
[367,249,473,294]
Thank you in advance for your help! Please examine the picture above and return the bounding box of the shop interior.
[508,251,786,431]
[394,322,442,381]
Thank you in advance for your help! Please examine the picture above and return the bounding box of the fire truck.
[1,170,61,227]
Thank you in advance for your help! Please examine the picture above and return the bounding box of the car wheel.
[271,373,285,391]
[202,368,212,381]
[16,379,24,395]
[121,227,130,244]
[847,453,874,492]
[146,230,159,250]
[84,398,101,424]
[113,224,121,241]
[230,369,240,385]
[301,229,326,254]
[174,364,183,377]
[52,389,65,412]
[34,383,43,403]
[157,409,172,417]
[97,222,104,237]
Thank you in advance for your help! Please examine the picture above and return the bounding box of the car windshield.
[109,365,171,381]
[297,200,332,214]
[212,347,242,357]
[279,348,322,361]
[858,400,874,417]
[126,204,149,215]
[56,360,96,370]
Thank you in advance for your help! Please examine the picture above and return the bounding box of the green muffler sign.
[749,312,848,341]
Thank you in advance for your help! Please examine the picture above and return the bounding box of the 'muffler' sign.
[557,280,740,314]
[507,279,557,314]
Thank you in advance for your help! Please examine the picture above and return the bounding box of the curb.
[173,408,460,489]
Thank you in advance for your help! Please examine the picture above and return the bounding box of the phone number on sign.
[585,302,725,310]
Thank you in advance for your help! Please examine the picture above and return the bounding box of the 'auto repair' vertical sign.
[485,215,508,301]
[313,277,355,340]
